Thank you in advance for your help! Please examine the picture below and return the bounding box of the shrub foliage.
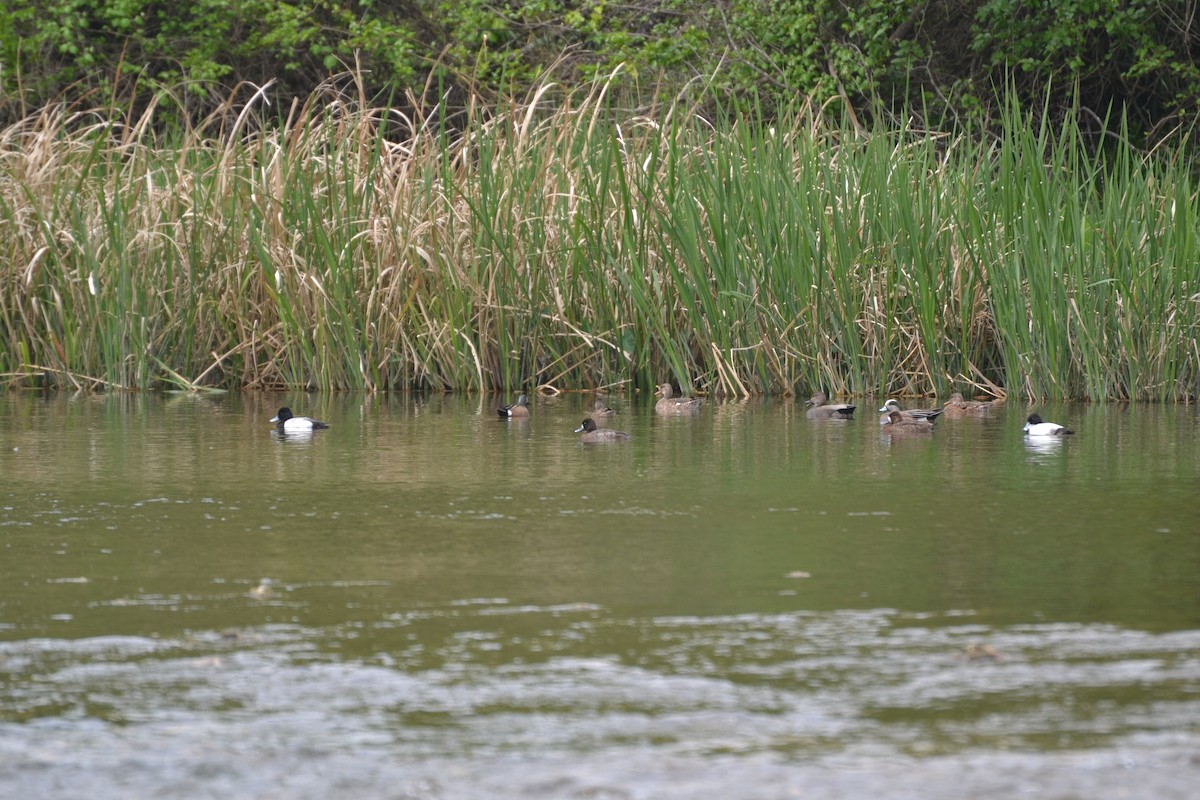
[1,1,1197,142]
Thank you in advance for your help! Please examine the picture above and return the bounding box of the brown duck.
[880,409,935,433]
[591,399,617,418]
[655,383,703,414]
[498,394,530,418]
[942,392,1001,419]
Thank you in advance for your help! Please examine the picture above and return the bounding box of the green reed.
[0,77,1196,399]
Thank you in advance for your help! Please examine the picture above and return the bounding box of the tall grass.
[0,75,1196,399]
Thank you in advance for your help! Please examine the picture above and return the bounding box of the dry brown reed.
[0,75,1196,400]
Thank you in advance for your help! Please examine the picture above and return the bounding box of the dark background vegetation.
[2,0,1198,144]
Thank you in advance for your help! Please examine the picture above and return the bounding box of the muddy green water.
[1,391,1198,799]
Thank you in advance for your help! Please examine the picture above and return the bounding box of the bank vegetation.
[1,75,1196,399]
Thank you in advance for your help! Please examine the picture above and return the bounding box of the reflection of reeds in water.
[0,76,1196,399]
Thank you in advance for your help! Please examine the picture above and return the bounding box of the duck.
[655,383,703,414]
[965,643,1003,662]
[878,398,943,423]
[246,578,275,599]
[1024,413,1074,436]
[497,394,530,418]
[805,391,856,419]
[270,407,329,431]
[575,418,630,443]
[591,399,617,418]
[942,392,1001,419]
[880,409,935,433]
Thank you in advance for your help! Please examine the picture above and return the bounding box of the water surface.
[2,392,1198,798]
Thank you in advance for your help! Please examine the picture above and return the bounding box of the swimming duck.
[270,407,329,431]
[575,418,630,443]
[879,409,935,433]
[246,578,275,599]
[591,399,617,418]
[942,392,1001,419]
[655,383,703,414]
[497,394,530,418]
[805,391,856,420]
[965,643,1003,661]
[1024,413,1073,436]
[878,398,943,423]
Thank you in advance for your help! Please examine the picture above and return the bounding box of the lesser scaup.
[270,407,329,431]
[1024,413,1074,436]
[575,418,629,442]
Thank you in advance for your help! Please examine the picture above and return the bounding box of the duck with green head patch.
[878,398,942,424]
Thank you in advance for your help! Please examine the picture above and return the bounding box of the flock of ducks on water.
[269,385,1074,443]
[805,391,1073,437]
[502,383,702,442]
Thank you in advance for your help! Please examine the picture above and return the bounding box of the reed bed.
[0,78,1196,399]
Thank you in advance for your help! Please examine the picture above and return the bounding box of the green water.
[1,391,1198,799]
